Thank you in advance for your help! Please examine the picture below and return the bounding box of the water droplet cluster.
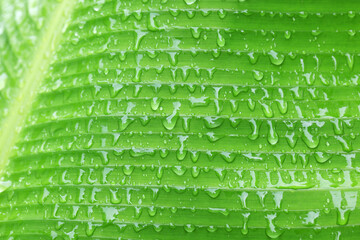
[0,0,360,239]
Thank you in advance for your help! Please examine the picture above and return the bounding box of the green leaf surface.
[0,0,360,239]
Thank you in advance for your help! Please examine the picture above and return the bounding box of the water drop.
[147,13,159,31]
[267,121,279,145]
[123,165,134,176]
[301,121,320,149]
[239,192,248,209]
[284,31,291,39]
[191,166,201,178]
[190,151,200,163]
[272,191,283,209]
[241,213,250,235]
[261,102,274,118]
[248,119,261,140]
[302,211,320,226]
[247,98,256,111]
[276,99,288,114]
[314,152,331,163]
[134,30,147,50]
[217,30,226,47]
[331,191,357,225]
[151,97,162,111]
[190,27,201,39]
[214,168,227,182]
[168,52,179,66]
[102,207,119,223]
[248,52,259,64]
[204,116,224,129]
[182,117,191,132]
[268,50,285,65]
[345,53,354,70]
[172,166,187,176]
[184,224,195,232]
[334,136,352,152]
[220,151,236,163]
[265,213,283,238]
[148,206,157,217]
[256,191,267,208]
[253,70,264,81]
[86,222,96,237]
[205,188,221,198]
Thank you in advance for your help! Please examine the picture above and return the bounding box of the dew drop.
[248,119,261,140]
[204,116,224,129]
[335,136,352,152]
[184,224,195,232]
[220,151,236,163]
[123,165,134,176]
[256,191,267,208]
[331,191,357,225]
[190,27,201,39]
[268,50,285,66]
[151,97,162,111]
[85,222,96,237]
[248,52,259,64]
[216,30,226,47]
[267,121,279,145]
[314,152,331,163]
[253,70,264,81]
[284,30,291,39]
[261,102,274,118]
[265,213,283,238]
[147,13,160,31]
[134,30,147,50]
[205,188,221,198]
[301,121,320,149]
[214,168,227,182]
[172,166,187,176]
[345,53,354,70]
[241,213,250,235]
[191,166,200,178]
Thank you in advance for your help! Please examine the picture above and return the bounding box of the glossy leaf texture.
[0,0,360,239]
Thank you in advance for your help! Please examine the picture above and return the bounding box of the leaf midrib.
[0,0,76,175]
